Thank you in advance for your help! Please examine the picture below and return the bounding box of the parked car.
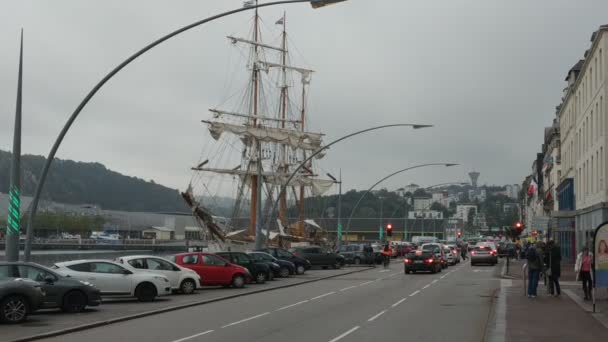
[404,243,444,274]
[338,244,374,265]
[247,252,295,278]
[52,259,171,302]
[470,243,498,266]
[215,252,272,284]
[289,246,345,269]
[0,279,45,323]
[0,262,101,313]
[258,247,311,274]
[172,253,251,288]
[116,255,201,294]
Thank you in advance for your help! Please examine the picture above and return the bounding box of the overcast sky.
[2,0,608,195]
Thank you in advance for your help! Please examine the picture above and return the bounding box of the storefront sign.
[594,222,608,288]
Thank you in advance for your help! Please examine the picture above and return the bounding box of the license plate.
[414,260,423,264]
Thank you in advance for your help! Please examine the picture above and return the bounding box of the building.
[403,183,420,195]
[413,197,432,211]
[408,210,443,219]
[557,25,608,252]
[455,205,477,223]
[505,184,521,200]
[468,171,480,188]
[503,202,519,213]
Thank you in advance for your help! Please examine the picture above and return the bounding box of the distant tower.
[468,171,480,188]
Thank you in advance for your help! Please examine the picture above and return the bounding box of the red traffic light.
[386,224,393,237]
[515,222,523,230]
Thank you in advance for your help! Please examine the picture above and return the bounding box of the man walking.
[545,240,562,297]
[526,242,542,298]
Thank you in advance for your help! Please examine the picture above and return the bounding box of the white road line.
[359,280,374,286]
[340,285,357,292]
[440,275,446,279]
[221,312,270,328]
[328,326,360,342]
[367,309,388,322]
[409,290,421,297]
[276,300,309,311]
[379,269,390,273]
[431,279,438,284]
[391,297,407,308]
[388,272,400,277]
[422,284,431,289]
[171,330,214,342]
[311,291,336,300]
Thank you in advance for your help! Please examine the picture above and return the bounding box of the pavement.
[485,258,608,342]
[5,259,501,342]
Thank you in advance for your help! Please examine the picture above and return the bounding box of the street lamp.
[344,163,459,235]
[22,0,349,261]
[326,170,342,249]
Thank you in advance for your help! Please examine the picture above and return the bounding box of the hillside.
[0,150,187,212]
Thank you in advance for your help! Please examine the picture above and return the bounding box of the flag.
[527,179,537,196]
[243,0,255,8]
[275,17,284,25]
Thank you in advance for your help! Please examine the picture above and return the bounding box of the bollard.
[522,263,528,296]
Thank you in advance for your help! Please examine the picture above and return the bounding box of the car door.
[17,265,61,307]
[144,258,180,289]
[89,262,132,295]
[202,254,231,284]
[305,247,322,265]
[180,254,205,283]
[233,253,255,274]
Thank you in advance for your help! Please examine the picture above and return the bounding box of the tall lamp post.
[326,170,342,249]
[22,0,349,261]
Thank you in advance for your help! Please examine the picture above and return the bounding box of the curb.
[500,260,516,280]
[10,267,374,342]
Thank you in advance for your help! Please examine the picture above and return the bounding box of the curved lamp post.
[343,163,459,235]
[23,0,348,261]
[264,123,434,249]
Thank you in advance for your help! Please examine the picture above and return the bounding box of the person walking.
[526,242,542,298]
[545,240,562,297]
[575,246,594,301]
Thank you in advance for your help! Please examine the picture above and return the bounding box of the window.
[203,255,226,266]
[146,258,174,271]
[128,258,146,269]
[18,265,55,282]
[67,263,92,272]
[306,248,322,254]
[277,249,293,258]
[0,265,13,279]
[233,253,252,264]
[91,262,126,274]
[182,255,199,265]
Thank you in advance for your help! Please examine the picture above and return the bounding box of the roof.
[565,60,584,81]
[143,226,174,232]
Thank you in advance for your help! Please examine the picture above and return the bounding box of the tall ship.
[181,4,335,250]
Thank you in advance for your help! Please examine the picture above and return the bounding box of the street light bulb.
[412,124,433,129]
[445,163,459,167]
[310,0,348,9]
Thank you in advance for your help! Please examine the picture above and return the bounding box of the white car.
[116,255,201,294]
[52,259,172,302]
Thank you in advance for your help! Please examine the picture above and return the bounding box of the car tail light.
[404,258,412,264]
[426,258,434,264]
[452,250,457,255]
[471,251,476,256]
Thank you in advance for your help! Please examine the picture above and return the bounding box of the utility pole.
[327,170,342,249]
[6,31,24,262]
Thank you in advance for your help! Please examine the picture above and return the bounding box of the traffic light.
[386,224,393,237]
[515,222,523,230]
[457,230,462,238]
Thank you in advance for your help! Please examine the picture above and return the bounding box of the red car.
[172,253,251,288]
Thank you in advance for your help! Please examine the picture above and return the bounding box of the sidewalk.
[489,259,608,342]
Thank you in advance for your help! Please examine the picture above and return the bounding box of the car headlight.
[79,280,95,287]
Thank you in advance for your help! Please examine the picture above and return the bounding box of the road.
[33,259,501,342]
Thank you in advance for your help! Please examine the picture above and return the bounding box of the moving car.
[52,260,171,302]
[116,255,201,294]
[289,246,345,269]
[215,252,272,284]
[443,245,455,266]
[404,243,444,274]
[0,262,101,313]
[470,243,498,266]
[247,251,295,278]
[0,279,45,323]
[172,252,251,288]
[446,244,461,264]
[258,247,311,275]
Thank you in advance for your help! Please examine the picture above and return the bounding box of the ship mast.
[249,1,261,237]
[298,71,307,231]
[278,12,288,228]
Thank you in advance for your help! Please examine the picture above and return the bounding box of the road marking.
[391,297,407,307]
[431,279,438,284]
[340,285,357,292]
[423,284,431,289]
[328,326,360,342]
[409,290,421,297]
[221,312,270,328]
[359,280,374,286]
[368,310,387,322]
[311,291,336,300]
[171,330,214,342]
[379,269,390,273]
[388,272,400,277]
[440,275,446,279]
[277,300,308,311]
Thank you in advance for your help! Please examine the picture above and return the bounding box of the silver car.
[470,243,498,266]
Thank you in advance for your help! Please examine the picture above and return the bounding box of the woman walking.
[575,247,594,301]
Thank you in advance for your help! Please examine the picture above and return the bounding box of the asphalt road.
[30,259,501,342]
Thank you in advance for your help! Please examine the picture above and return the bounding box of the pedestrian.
[526,242,542,298]
[544,240,562,297]
[575,246,594,301]
[460,243,468,260]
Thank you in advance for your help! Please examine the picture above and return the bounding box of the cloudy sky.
[1,0,608,195]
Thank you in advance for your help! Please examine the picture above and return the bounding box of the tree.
[429,202,449,218]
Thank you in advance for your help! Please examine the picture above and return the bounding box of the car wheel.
[279,267,290,278]
[354,257,361,265]
[268,271,275,281]
[135,282,158,302]
[232,275,246,288]
[255,272,267,284]
[296,265,305,275]
[471,262,476,267]
[180,279,196,295]
[62,290,87,313]
[0,295,28,324]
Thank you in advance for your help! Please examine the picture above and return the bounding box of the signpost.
[593,221,608,312]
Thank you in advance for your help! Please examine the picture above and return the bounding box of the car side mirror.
[44,275,55,284]
[122,269,133,275]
